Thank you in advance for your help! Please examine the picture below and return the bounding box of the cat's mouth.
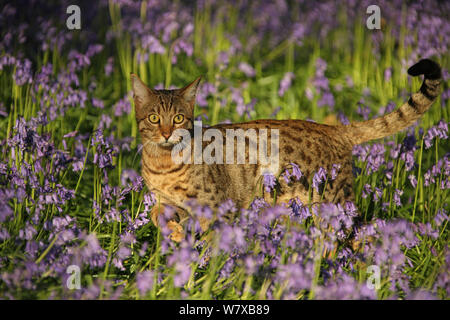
[159,142,174,148]
[158,138,183,149]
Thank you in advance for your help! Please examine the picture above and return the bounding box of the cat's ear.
[178,76,202,106]
[130,73,155,102]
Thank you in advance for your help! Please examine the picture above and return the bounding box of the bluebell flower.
[262,173,277,193]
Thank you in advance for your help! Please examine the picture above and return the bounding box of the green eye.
[149,114,160,123]
[173,114,184,124]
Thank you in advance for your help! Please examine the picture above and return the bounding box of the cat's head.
[131,75,201,148]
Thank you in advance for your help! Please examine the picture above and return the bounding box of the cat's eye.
[148,114,160,124]
[173,114,184,124]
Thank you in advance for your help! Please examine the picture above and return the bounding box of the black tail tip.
[407,59,442,80]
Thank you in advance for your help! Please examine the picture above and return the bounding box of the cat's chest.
[141,155,192,205]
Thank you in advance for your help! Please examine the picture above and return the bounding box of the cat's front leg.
[150,203,187,242]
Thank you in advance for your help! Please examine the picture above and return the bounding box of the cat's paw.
[167,220,185,243]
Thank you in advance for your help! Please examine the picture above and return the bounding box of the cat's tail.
[344,59,442,146]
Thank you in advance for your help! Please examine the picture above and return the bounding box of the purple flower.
[290,22,306,45]
[113,95,131,117]
[289,198,311,222]
[315,274,376,300]
[390,143,401,159]
[378,102,397,116]
[262,173,277,193]
[312,167,327,193]
[86,44,103,58]
[344,201,358,217]
[424,120,448,149]
[116,246,131,260]
[338,112,350,125]
[196,83,216,108]
[238,62,256,77]
[434,209,448,227]
[105,208,121,223]
[318,92,335,109]
[219,257,236,280]
[18,224,35,241]
[393,189,403,206]
[406,290,436,300]
[270,106,281,118]
[0,227,10,240]
[371,219,419,275]
[216,51,230,68]
[113,246,130,270]
[313,202,355,237]
[188,201,213,221]
[236,98,256,118]
[136,271,154,296]
[408,174,418,188]
[91,98,104,109]
[104,57,114,76]
[362,184,372,199]
[0,199,14,222]
[80,233,108,268]
[173,39,193,58]
[143,193,157,213]
[141,35,166,54]
[353,143,386,174]
[219,225,246,253]
[345,76,354,88]
[13,58,33,86]
[217,199,237,218]
[417,222,439,239]
[330,164,340,180]
[68,50,91,70]
[305,87,314,100]
[244,254,264,275]
[249,197,270,212]
[0,103,7,117]
[231,87,244,108]
[424,155,449,187]
[357,101,371,120]
[278,72,295,97]
[138,242,148,257]
[275,261,314,294]
[120,168,142,190]
[384,68,392,81]
[167,245,198,287]
[91,129,117,169]
[281,162,303,183]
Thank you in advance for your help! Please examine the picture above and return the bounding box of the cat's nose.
[162,132,171,140]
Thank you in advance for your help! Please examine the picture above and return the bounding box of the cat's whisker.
[130,139,156,168]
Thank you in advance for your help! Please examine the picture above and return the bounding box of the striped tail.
[344,59,442,145]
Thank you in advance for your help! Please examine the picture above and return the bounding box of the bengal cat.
[131,59,442,241]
